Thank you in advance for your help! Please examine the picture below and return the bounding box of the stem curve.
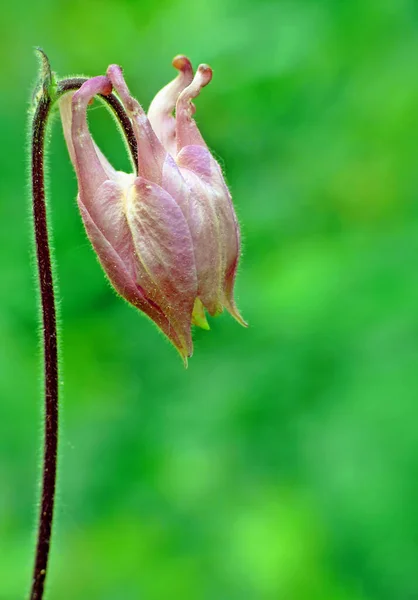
[29,58,136,600]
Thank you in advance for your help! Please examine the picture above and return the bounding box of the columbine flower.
[59,56,246,363]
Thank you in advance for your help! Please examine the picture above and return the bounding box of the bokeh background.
[1,0,418,598]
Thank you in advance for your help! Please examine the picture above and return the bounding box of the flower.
[59,56,246,364]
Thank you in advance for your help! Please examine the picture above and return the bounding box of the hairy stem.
[30,77,57,600]
[30,63,136,600]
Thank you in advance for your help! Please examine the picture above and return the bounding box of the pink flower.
[59,56,246,364]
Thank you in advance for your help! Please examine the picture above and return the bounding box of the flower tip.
[101,78,113,96]
[240,316,249,328]
[172,55,193,74]
[106,64,127,87]
[178,346,192,369]
[233,311,248,328]
[106,64,122,80]
[225,299,248,328]
[197,64,213,87]
[72,76,113,108]
[106,65,136,113]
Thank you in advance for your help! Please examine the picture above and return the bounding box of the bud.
[59,57,246,363]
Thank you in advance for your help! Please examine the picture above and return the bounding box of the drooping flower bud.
[59,57,246,363]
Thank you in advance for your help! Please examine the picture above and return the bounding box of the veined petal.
[125,177,198,357]
[176,161,223,316]
[107,65,165,185]
[161,153,191,220]
[147,55,194,156]
[81,178,136,278]
[177,144,246,325]
[175,64,213,152]
[78,185,188,359]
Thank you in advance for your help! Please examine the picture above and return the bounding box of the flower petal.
[59,93,77,165]
[59,92,116,181]
[175,64,213,152]
[78,182,188,359]
[107,65,166,185]
[107,64,194,225]
[161,153,192,220]
[69,76,113,203]
[222,255,247,327]
[177,145,246,325]
[81,178,137,278]
[176,161,224,316]
[147,55,194,155]
[125,177,198,356]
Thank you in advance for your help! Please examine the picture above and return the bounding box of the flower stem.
[29,51,137,600]
[30,62,57,599]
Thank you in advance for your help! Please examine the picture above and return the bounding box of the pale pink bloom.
[60,57,246,363]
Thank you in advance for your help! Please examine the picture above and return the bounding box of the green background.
[1,0,418,598]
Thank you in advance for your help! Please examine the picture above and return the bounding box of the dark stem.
[30,79,57,600]
[30,65,136,600]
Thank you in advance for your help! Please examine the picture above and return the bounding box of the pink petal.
[176,162,224,316]
[175,64,213,152]
[161,153,192,220]
[147,55,194,156]
[177,145,246,325]
[106,65,166,185]
[79,182,188,359]
[81,179,137,279]
[59,92,116,181]
[69,76,113,203]
[125,177,198,356]
[175,146,226,311]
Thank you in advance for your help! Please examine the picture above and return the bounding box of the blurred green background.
[1,0,418,598]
